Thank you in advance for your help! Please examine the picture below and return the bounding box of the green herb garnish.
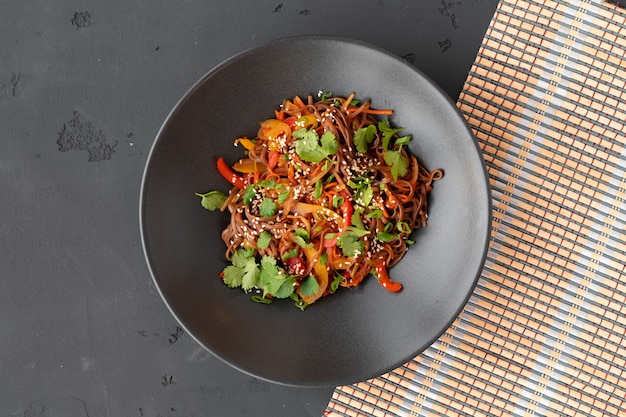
[257,231,272,249]
[337,231,364,257]
[259,197,277,217]
[196,190,227,211]
[293,128,338,163]
[353,124,377,153]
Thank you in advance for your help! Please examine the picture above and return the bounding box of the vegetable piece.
[195,190,227,211]
[290,293,308,311]
[377,231,400,242]
[259,198,277,217]
[313,179,323,199]
[251,295,272,304]
[277,188,290,204]
[257,231,272,249]
[296,114,318,129]
[292,202,342,224]
[259,256,295,298]
[241,260,261,291]
[232,158,267,173]
[283,116,297,128]
[285,256,306,276]
[268,150,280,170]
[374,261,402,292]
[366,208,383,219]
[299,275,319,297]
[378,119,403,150]
[329,273,343,294]
[242,184,256,205]
[353,125,377,153]
[257,119,291,151]
[292,95,309,113]
[216,157,245,188]
[337,232,364,257]
[340,191,353,230]
[293,128,338,163]
[359,108,393,115]
[281,248,299,261]
[320,91,333,102]
[234,137,256,150]
[222,265,243,288]
[396,221,411,234]
[384,149,408,181]
[293,228,312,248]
[221,248,260,291]
[298,247,328,304]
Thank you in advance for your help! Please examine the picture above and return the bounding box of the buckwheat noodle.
[217,93,442,305]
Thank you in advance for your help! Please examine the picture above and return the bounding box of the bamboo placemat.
[325,0,625,415]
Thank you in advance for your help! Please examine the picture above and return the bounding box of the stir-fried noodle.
[199,92,442,309]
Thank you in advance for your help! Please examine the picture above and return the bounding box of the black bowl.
[140,36,491,387]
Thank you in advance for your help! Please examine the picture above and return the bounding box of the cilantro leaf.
[329,273,343,294]
[293,128,337,163]
[294,228,310,241]
[350,209,366,231]
[259,256,280,293]
[274,278,296,298]
[395,135,413,146]
[355,184,374,208]
[256,179,276,189]
[223,248,258,291]
[232,248,254,268]
[337,232,364,257]
[293,227,313,248]
[281,248,299,261]
[353,125,377,153]
[241,260,260,291]
[293,128,322,162]
[259,256,295,298]
[378,119,403,150]
[242,185,256,205]
[320,131,338,155]
[344,226,370,237]
[222,265,243,288]
[299,275,319,297]
[277,189,290,204]
[384,149,408,181]
[294,236,312,248]
[259,198,277,217]
[257,231,272,250]
[196,190,227,211]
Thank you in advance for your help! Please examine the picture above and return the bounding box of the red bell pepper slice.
[216,157,245,189]
[283,116,298,128]
[340,190,353,230]
[374,261,402,292]
[268,150,280,170]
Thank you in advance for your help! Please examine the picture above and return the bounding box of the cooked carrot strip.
[361,108,394,115]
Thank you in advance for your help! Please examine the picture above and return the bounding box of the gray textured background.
[0,1,498,416]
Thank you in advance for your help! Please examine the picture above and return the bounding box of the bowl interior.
[140,37,491,387]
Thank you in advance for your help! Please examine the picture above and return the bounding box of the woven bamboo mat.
[325,0,626,415]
